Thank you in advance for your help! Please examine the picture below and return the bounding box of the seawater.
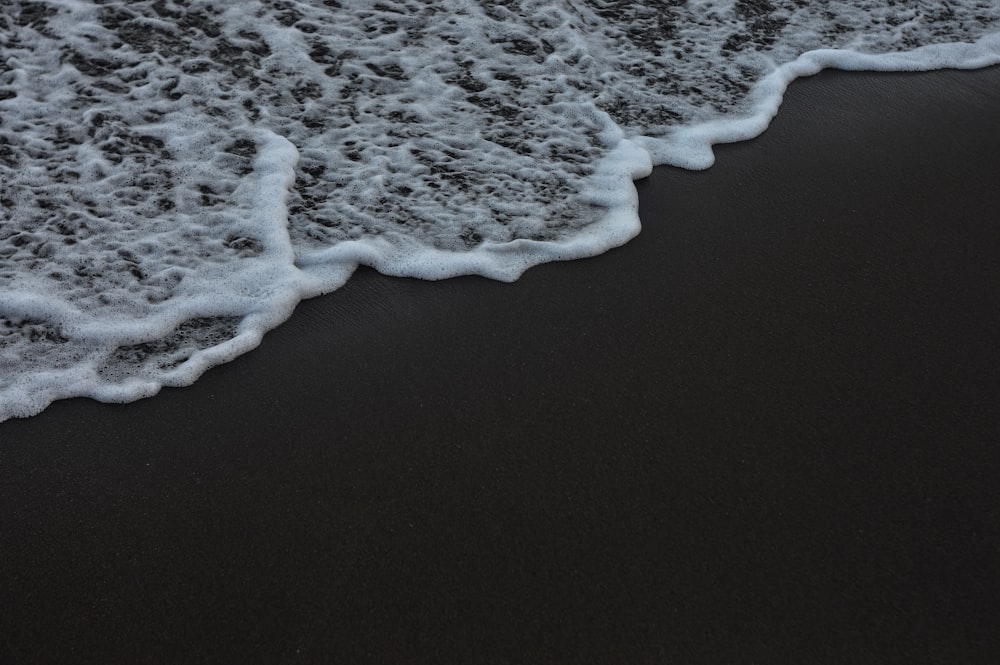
[1,0,999,422]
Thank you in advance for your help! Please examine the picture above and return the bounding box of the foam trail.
[644,32,1000,169]
[1,0,999,422]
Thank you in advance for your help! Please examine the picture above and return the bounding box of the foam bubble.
[1,0,998,421]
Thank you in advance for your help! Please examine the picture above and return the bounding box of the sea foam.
[1,0,999,421]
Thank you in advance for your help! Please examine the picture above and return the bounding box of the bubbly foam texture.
[2,0,999,421]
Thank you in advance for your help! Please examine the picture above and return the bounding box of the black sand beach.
[3,66,1000,663]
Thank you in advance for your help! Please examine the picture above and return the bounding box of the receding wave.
[2,0,999,421]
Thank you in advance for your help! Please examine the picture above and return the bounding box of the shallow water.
[1,0,999,421]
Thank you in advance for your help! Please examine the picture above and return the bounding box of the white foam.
[642,32,1000,169]
[1,0,998,422]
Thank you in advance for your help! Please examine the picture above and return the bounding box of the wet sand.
[3,66,1000,663]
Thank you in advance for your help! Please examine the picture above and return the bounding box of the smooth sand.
[2,66,1000,663]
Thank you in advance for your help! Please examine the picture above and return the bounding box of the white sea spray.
[1,0,999,421]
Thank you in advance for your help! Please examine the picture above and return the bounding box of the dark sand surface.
[3,66,1000,663]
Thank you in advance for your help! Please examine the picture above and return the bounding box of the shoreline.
[3,66,1000,662]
